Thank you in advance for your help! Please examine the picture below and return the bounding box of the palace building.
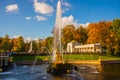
[67,42,101,53]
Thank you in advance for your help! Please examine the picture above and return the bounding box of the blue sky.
[0,0,120,39]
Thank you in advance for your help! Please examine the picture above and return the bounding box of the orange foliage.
[87,21,112,46]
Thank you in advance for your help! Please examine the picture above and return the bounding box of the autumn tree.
[9,39,14,52]
[12,36,25,52]
[1,34,11,52]
[87,21,112,47]
[12,38,18,52]
[24,42,30,52]
[36,39,42,53]
[62,25,75,49]
[0,36,2,44]
[74,26,88,43]
[0,36,3,52]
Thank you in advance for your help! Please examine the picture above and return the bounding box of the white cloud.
[25,17,32,20]
[62,15,89,28]
[24,37,32,43]
[6,4,19,12]
[61,1,71,13]
[35,15,47,21]
[34,0,54,14]
[34,38,40,43]
[79,23,90,28]
[24,37,40,43]
[25,15,48,21]
[63,2,71,7]
[14,35,21,38]
[62,15,79,27]
[26,37,31,40]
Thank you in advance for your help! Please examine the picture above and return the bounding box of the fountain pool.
[1,64,120,80]
[0,64,83,80]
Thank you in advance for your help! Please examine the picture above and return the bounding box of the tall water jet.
[47,0,79,75]
[52,0,63,62]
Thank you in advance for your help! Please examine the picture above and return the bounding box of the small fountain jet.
[28,42,32,53]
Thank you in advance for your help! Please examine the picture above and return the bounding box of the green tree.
[45,36,53,52]
[106,45,113,55]
[112,18,120,45]
[114,45,120,56]
[17,36,25,52]
[112,18,120,35]
[32,40,37,53]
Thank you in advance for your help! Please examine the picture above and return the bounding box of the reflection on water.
[0,64,120,80]
[99,64,120,80]
[78,64,120,80]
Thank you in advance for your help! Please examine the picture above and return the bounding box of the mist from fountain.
[31,46,52,71]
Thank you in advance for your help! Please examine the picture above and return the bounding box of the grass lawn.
[12,54,50,62]
[12,55,36,62]
[100,55,120,60]
[12,54,120,62]
[63,54,120,61]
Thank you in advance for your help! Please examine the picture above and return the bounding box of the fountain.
[1,0,120,80]
[52,0,62,63]
[28,42,33,53]
[46,0,80,76]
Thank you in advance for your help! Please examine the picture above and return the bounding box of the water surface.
[0,64,120,80]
